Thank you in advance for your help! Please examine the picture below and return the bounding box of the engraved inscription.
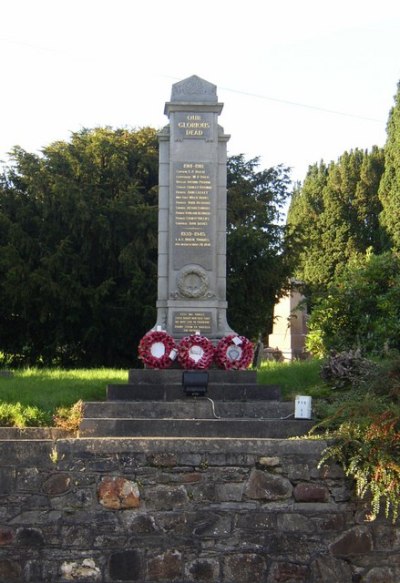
[175,112,212,140]
[174,162,212,248]
[173,312,212,334]
[173,161,214,270]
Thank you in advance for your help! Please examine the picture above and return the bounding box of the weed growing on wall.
[314,356,400,523]
[319,410,400,522]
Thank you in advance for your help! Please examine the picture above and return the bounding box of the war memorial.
[78,75,311,439]
[0,77,397,583]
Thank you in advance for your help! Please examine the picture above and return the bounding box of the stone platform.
[79,369,314,438]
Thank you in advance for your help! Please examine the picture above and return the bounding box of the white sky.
[1,0,400,183]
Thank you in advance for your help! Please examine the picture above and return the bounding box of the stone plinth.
[78,368,315,439]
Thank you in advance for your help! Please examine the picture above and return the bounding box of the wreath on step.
[138,330,177,369]
[215,334,254,370]
[178,334,215,370]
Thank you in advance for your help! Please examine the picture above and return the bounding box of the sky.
[1,0,400,184]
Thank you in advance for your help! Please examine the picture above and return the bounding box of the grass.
[0,368,127,427]
[257,358,329,400]
[0,360,327,427]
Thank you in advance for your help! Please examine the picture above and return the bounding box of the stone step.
[79,417,314,439]
[0,427,73,440]
[128,368,258,385]
[107,383,281,401]
[83,400,295,419]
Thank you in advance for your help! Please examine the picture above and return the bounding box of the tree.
[226,155,294,339]
[287,148,385,293]
[0,127,159,367]
[379,81,400,250]
[0,132,294,366]
[287,161,329,287]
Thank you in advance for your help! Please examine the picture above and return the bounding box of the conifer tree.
[0,134,293,365]
[288,148,385,292]
[379,81,400,249]
[0,128,159,366]
[287,161,329,286]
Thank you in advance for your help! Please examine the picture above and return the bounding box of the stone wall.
[0,437,398,582]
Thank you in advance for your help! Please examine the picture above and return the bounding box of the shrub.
[53,400,84,433]
[0,403,51,427]
[319,409,400,523]
[305,329,325,358]
[314,355,400,523]
[306,251,400,356]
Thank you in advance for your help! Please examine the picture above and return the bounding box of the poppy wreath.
[215,334,254,370]
[177,334,215,370]
[138,330,177,369]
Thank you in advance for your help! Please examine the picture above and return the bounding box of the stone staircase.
[79,369,314,438]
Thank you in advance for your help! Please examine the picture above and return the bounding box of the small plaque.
[173,312,212,335]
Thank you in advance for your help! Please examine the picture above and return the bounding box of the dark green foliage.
[306,251,400,356]
[287,162,330,287]
[288,81,400,359]
[288,148,386,294]
[0,127,159,366]
[314,356,400,523]
[318,406,400,523]
[379,81,400,250]
[0,132,293,365]
[226,155,294,338]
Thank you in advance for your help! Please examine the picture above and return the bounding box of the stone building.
[268,284,308,360]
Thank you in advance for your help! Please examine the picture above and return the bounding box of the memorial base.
[79,369,314,438]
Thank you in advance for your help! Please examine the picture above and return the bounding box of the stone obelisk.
[154,75,234,341]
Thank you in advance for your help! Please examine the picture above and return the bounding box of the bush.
[319,409,400,522]
[306,251,400,356]
[314,355,400,523]
[0,403,51,427]
[305,329,325,359]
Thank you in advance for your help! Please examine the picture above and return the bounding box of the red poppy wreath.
[178,334,215,370]
[215,334,254,370]
[138,330,177,369]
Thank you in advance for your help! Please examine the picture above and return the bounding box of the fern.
[319,412,400,523]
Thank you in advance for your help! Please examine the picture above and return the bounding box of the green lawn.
[257,358,329,400]
[0,360,326,427]
[0,368,127,427]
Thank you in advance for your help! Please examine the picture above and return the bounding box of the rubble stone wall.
[0,438,399,582]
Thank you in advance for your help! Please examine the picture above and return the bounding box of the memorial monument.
[78,76,313,438]
[154,75,234,341]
